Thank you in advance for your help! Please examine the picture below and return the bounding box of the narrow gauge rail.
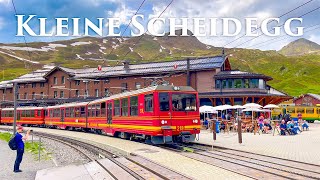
[0,127,192,180]
[167,143,320,180]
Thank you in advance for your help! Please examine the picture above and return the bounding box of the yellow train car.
[272,105,320,123]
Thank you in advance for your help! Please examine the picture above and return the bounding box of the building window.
[135,82,141,89]
[32,92,36,99]
[24,93,28,99]
[259,79,265,89]
[105,78,110,83]
[94,81,99,84]
[40,92,44,99]
[222,80,227,89]
[104,88,109,97]
[227,79,233,88]
[144,94,153,112]
[216,80,221,89]
[60,91,64,98]
[250,79,259,88]
[54,91,58,98]
[95,89,99,97]
[84,90,89,98]
[234,79,242,88]
[40,82,45,87]
[61,76,65,84]
[244,79,250,88]
[75,80,80,85]
[32,83,36,88]
[121,83,128,92]
[75,90,80,97]
[53,77,57,85]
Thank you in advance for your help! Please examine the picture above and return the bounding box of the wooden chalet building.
[0,55,291,108]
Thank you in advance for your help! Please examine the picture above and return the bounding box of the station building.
[293,93,320,106]
[0,55,291,108]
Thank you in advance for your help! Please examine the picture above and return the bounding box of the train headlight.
[161,120,165,124]
[193,119,198,123]
[173,86,180,91]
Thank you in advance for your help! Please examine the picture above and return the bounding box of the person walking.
[14,126,31,173]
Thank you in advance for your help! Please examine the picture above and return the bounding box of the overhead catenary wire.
[95,0,174,81]
[232,5,320,49]
[105,0,147,63]
[245,23,320,49]
[223,0,315,47]
[11,0,33,68]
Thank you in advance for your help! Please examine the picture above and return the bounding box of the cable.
[95,0,174,80]
[105,0,147,62]
[11,0,33,66]
[246,23,320,49]
[122,0,174,60]
[232,5,320,49]
[223,0,314,47]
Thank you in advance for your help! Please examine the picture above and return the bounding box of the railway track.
[0,127,192,180]
[166,143,320,180]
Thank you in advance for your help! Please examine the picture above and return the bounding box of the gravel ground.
[41,138,91,166]
[0,140,55,180]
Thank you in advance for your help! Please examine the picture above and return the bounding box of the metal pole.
[213,119,216,141]
[238,117,242,144]
[13,82,18,135]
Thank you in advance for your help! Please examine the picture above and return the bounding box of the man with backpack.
[13,126,31,173]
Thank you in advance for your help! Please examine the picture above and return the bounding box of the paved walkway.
[197,122,320,165]
[0,140,54,180]
[0,126,250,180]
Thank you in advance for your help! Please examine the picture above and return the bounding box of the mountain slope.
[0,33,320,96]
[279,38,320,56]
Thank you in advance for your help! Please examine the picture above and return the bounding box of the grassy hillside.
[0,33,319,97]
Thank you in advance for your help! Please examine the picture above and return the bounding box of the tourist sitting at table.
[263,120,272,133]
[280,120,287,135]
[220,122,226,132]
[287,120,297,135]
[204,118,209,129]
[302,120,309,131]
[293,120,302,133]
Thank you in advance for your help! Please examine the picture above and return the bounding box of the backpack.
[8,135,17,150]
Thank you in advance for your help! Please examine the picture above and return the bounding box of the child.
[302,120,309,131]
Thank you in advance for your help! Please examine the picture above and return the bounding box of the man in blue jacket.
[279,120,287,135]
[14,126,31,173]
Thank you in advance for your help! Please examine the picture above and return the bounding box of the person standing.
[14,126,31,173]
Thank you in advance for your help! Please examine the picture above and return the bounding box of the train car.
[0,107,45,126]
[272,106,320,123]
[87,85,200,144]
[45,102,88,129]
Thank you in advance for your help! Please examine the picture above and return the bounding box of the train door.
[61,108,65,122]
[158,92,172,126]
[107,101,112,127]
[17,110,21,121]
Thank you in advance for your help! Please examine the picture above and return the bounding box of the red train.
[0,85,200,144]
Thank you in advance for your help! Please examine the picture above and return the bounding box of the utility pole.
[13,82,18,134]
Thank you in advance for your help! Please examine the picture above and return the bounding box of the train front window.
[172,93,197,111]
[159,93,169,111]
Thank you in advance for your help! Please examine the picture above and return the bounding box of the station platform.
[0,125,249,180]
[196,122,320,165]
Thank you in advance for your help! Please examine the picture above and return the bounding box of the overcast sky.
[0,0,319,51]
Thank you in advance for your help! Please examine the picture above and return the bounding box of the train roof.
[46,102,89,109]
[89,85,196,105]
[2,106,45,111]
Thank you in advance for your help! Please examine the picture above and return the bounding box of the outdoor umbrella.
[243,103,262,108]
[232,105,245,120]
[263,104,280,120]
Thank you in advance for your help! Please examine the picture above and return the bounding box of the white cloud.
[308,34,320,45]
[149,0,316,51]
[107,2,136,24]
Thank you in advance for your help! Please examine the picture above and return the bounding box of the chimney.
[122,60,129,69]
